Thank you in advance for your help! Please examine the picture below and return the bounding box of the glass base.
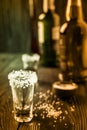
[14,114,33,122]
[53,81,78,91]
[52,81,78,98]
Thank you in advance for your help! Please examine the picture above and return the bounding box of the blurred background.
[0,0,87,53]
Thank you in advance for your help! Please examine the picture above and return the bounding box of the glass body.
[38,0,60,67]
[8,70,37,122]
[58,0,87,84]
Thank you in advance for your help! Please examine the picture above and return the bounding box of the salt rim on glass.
[8,70,38,88]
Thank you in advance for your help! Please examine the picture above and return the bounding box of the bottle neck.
[66,0,83,21]
[43,0,55,13]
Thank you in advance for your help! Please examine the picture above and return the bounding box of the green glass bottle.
[38,0,60,67]
[58,0,87,84]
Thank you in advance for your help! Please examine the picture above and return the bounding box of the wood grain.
[0,84,19,130]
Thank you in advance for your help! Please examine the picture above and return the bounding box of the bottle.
[58,0,87,84]
[28,0,39,54]
[38,0,60,67]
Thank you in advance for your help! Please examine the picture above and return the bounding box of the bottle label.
[52,26,60,40]
[38,21,44,44]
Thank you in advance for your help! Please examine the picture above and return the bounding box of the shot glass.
[8,70,37,122]
[22,53,40,71]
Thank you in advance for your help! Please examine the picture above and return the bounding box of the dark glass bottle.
[28,0,39,54]
[38,0,60,67]
[58,0,87,84]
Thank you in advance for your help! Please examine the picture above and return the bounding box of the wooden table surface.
[0,53,87,130]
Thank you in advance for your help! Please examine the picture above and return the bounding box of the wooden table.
[0,53,87,130]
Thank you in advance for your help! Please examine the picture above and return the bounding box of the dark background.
[0,0,87,53]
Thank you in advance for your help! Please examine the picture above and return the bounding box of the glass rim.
[8,69,38,88]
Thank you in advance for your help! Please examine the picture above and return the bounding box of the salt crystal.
[63,116,65,120]
[65,110,68,115]
[70,105,75,112]
[64,123,67,126]
[58,107,61,110]
[34,90,70,123]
